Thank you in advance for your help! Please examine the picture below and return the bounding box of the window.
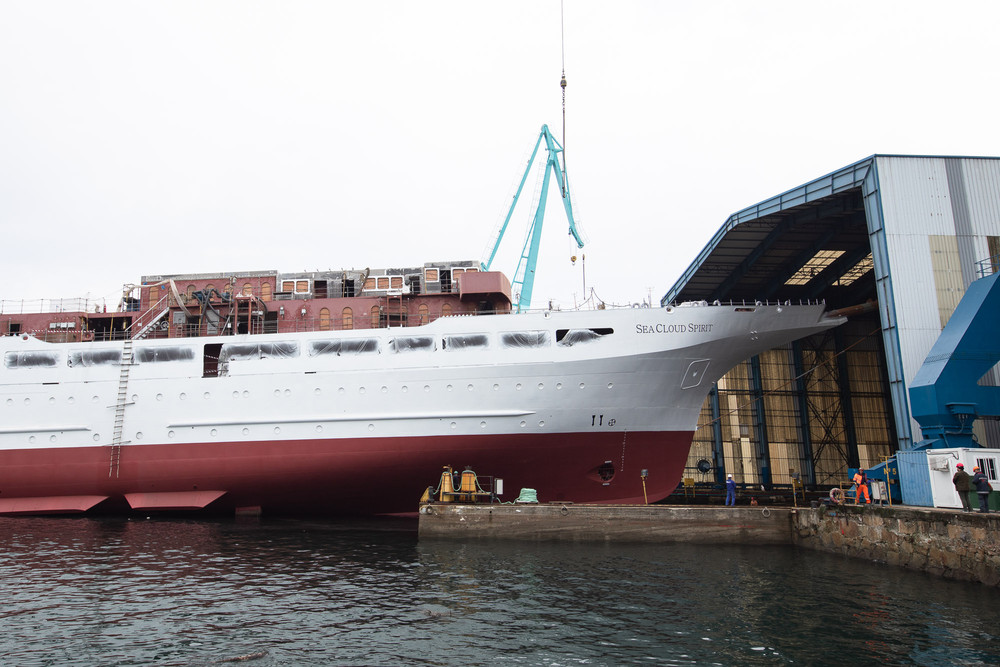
[390,276,403,289]
[425,268,439,282]
[219,342,299,363]
[342,307,353,330]
[135,347,196,363]
[500,331,550,348]
[281,280,295,293]
[4,351,61,368]
[296,280,309,294]
[390,336,435,353]
[309,338,380,356]
[364,278,376,291]
[441,303,453,318]
[68,349,121,367]
[556,328,614,346]
[976,458,998,481]
[377,277,390,290]
[418,304,429,325]
[149,285,160,305]
[443,334,489,350]
[370,305,380,328]
[261,283,272,301]
[242,283,253,296]
[319,307,331,331]
[785,250,844,286]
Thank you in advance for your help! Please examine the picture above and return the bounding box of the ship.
[0,260,843,515]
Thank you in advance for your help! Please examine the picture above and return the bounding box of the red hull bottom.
[0,431,694,515]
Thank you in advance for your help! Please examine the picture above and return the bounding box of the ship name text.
[636,322,714,334]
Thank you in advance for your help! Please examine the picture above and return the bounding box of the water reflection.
[0,517,997,666]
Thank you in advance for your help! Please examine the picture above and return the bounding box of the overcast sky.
[3,1,999,311]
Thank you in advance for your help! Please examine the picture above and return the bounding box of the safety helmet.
[956,463,964,468]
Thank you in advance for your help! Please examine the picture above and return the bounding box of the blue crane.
[908,268,1000,449]
[480,124,584,311]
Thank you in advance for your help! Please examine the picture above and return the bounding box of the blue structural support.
[792,340,817,486]
[908,271,1000,450]
[708,384,726,486]
[749,355,773,489]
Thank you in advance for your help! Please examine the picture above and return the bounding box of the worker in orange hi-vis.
[852,468,870,504]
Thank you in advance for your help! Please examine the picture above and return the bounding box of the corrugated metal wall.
[874,156,1000,447]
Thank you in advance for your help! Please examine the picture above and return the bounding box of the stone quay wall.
[418,503,791,544]
[419,502,1000,586]
[790,505,1000,586]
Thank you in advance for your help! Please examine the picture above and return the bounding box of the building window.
[418,304,429,325]
[319,308,331,331]
[242,283,253,296]
[342,307,353,330]
[261,283,272,301]
[425,268,439,282]
[370,305,380,328]
[441,303,453,318]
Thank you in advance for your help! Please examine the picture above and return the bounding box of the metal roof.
[663,157,875,308]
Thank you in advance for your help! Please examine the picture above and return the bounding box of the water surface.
[1,516,997,665]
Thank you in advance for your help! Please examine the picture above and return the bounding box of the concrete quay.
[418,502,1000,587]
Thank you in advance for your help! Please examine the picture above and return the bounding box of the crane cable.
[560,0,568,197]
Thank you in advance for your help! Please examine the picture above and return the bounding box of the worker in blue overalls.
[725,474,736,506]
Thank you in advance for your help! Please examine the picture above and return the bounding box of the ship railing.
[3,299,834,343]
[975,254,998,279]
[0,297,103,315]
[658,298,827,309]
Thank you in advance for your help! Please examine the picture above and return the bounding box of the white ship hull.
[0,303,842,514]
